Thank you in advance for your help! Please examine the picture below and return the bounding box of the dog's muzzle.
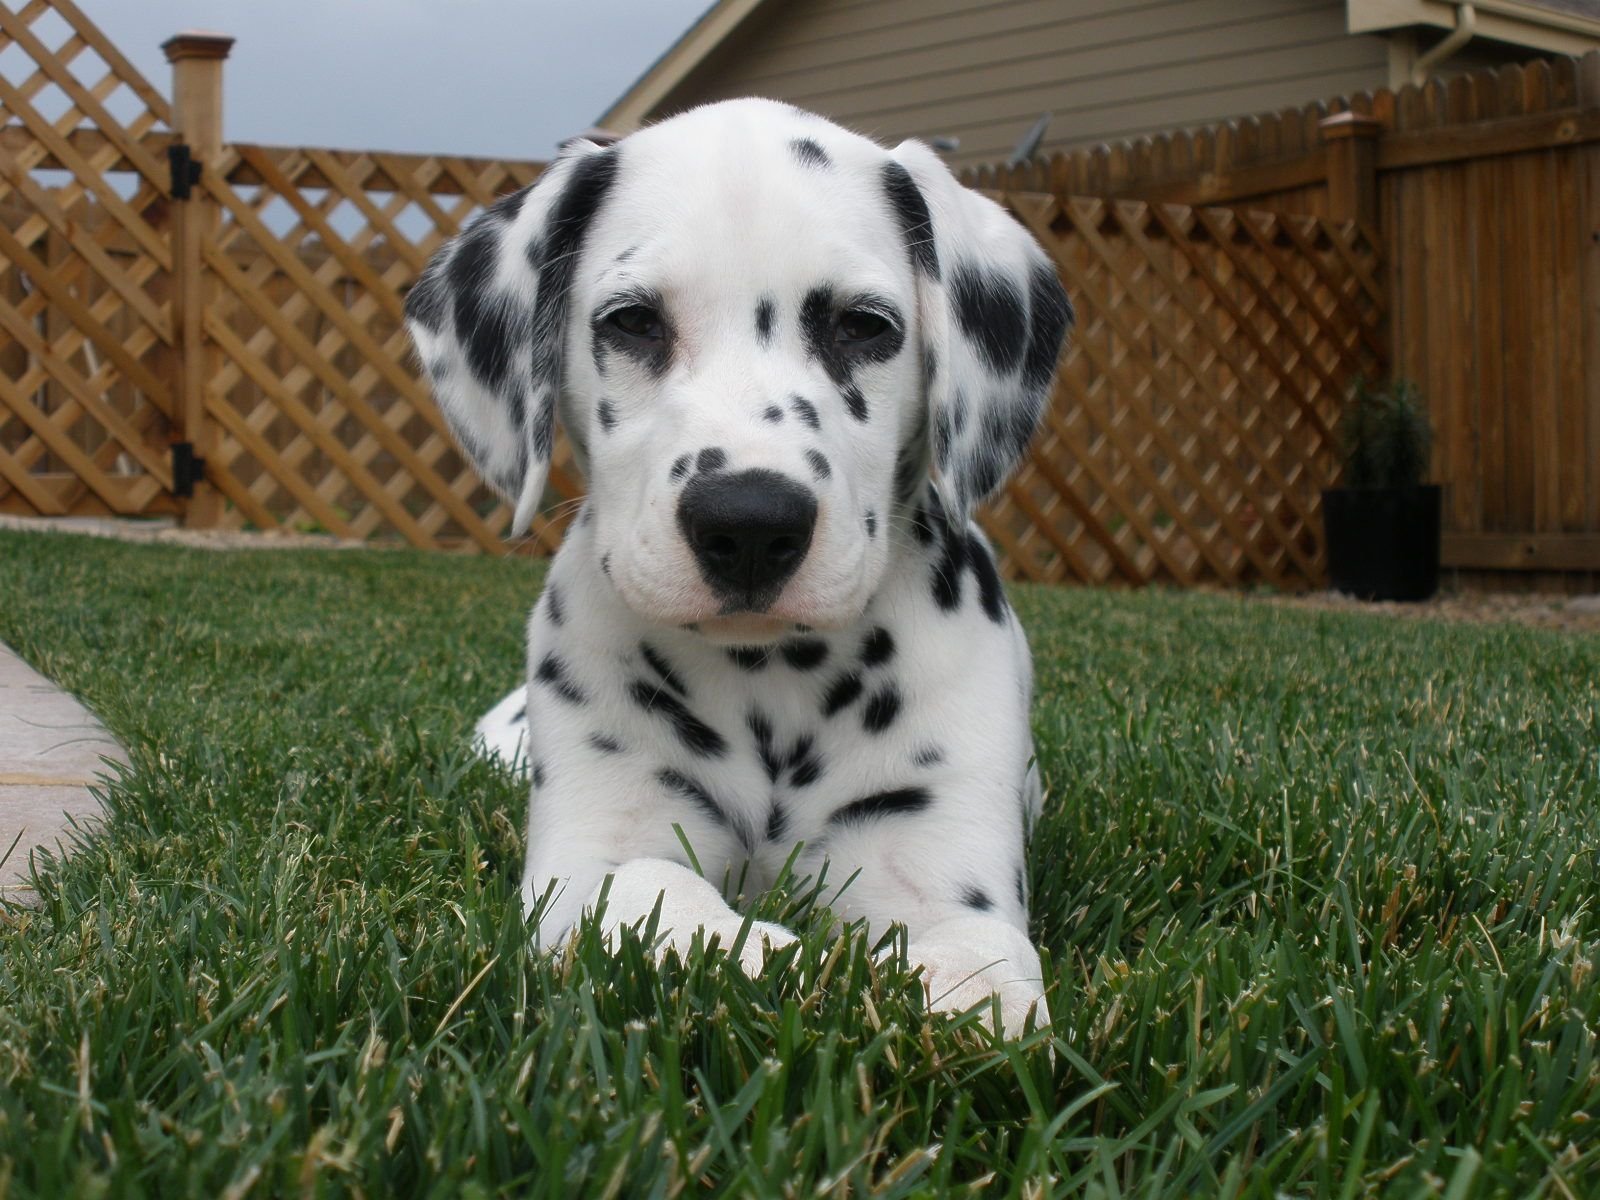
[677,468,817,609]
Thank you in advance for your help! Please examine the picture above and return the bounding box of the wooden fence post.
[1319,111,1383,228]
[162,31,232,528]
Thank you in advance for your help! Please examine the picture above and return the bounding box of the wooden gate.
[0,0,1383,588]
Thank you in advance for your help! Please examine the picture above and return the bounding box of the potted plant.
[1321,379,1441,601]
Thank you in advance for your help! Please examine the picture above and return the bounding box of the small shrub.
[1338,378,1432,489]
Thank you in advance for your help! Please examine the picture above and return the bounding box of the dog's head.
[406,99,1071,641]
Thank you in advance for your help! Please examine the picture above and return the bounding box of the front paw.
[697,915,798,977]
[904,916,1049,1037]
[598,858,796,977]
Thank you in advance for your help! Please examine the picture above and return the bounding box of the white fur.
[408,99,1071,1037]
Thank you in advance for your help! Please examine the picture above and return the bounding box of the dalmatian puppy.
[406,98,1072,1035]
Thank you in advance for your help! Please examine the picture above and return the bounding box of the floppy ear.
[886,140,1073,518]
[405,141,618,535]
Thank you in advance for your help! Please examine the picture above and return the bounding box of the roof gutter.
[1412,2,1477,84]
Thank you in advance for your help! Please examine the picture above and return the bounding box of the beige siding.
[654,0,1392,166]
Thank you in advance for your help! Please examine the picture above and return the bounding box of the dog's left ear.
[405,141,617,535]
[885,140,1073,517]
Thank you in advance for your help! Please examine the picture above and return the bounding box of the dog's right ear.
[405,140,618,535]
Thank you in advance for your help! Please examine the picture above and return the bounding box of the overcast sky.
[81,0,712,159]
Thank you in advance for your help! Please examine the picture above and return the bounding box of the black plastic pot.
[1321,484,1442,601]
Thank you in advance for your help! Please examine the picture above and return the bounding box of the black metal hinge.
[171,441,206,497]
[167,143,201,200]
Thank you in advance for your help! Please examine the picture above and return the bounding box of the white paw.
[597,858,797,977]
[905,916,1050,1038]
[697,915,799,977]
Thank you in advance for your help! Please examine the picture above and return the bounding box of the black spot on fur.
[962,887,993,912]
[860,626,895,667]
[912,745,944,767]
[446,215,525,396]
[589,287,671,380]
[862,685,901,734]
[934,409,953,465]
[402,258,450,333]
[531,760,545,788]
[787,734,825,787]
[600,552,612,577]
[830,786,932,827]
[790,396,820,430]
[1023,260,1074,393]
[697,447,727,475]
[822,673,864,716]
[670,454,692,482]
[950,262,1028,375]
[840,382,868,423]
[967,533,1007,623]
[766,802,789,843]
[881,161,940,280]
[864,510,877,539]
[640,642,687,697]
[529,149,621,407]
[755,297,775,343]
[805,449,831,481]
[923,503,1003,621]
[597,399,617,433]
[510,706,526,724]
[931,524,967,611]
[789,753,824,788]
[727,645,771,671]
[780,638,828,670]
[1016,869,1028,909]
[657,768,732,832]
[790,138,831,168]
[748,710,782,783]
[799,286,903,423]
[588,733,624,754]
[628,680,727,757]
[544,582,565,626]
[763,405,784,423]
[534,654,586,705]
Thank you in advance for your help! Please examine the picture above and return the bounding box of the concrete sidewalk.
[0,641,125,905]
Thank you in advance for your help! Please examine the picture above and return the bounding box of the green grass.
[0,529,1597,1198]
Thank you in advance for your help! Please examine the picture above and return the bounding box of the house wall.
[654,0,1394,166]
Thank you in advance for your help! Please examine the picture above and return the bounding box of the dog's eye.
[836,310,889,344]
[608,305,665,340]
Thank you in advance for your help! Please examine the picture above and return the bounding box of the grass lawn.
[0,528,1597,1198]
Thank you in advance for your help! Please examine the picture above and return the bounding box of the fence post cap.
[162,31,234,63]
[1318,111,1384,140]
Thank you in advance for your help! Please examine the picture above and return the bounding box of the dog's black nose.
[678,468,817,603]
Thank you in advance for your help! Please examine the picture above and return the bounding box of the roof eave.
[1349,0,1600,54]
[599,0,772,132]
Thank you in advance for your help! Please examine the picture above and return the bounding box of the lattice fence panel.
[981,194,1383,590]
[196,145,556,550]
[0,0,178,517]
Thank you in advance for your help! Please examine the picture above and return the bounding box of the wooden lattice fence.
[196,144,549,552]
[987,193,1381,587]
[0,0,179,519]
[0,0,1385,589]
